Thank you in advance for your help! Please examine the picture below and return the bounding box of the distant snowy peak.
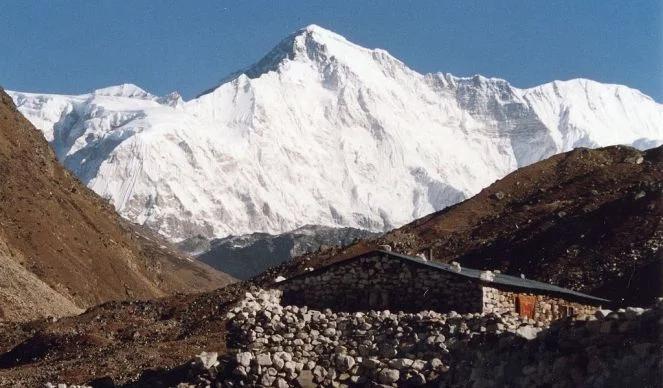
[521,79,663,149]
[9,85,184,138]
[93,83,154,99]
[8,25,663,242]
[157,91,184,107]
[245,24,382,76]
[200,24,409,97]
[92,83,185,107]
[91,84,184,107]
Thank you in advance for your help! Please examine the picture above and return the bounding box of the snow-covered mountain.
[8,25,663,241]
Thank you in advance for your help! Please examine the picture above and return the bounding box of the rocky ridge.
[183,225,379,279]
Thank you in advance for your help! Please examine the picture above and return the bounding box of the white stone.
[377,368,400,384]
[261,373,276,386]
[256,353,273,366]
[515,325,540,340]
[275,275,287,283]
[235,351,253,367]
[283,360,297,375]
[334,354,355,372]
[388,358,414,370]
[195,351,219,369]
[411,359,427,371]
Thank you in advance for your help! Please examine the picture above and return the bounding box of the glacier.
[8,24,663,241]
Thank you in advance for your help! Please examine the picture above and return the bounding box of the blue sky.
[1,1,661,101]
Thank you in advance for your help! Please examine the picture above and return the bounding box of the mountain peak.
[195,24,402,97]
[157,91,184,107]
[295,24,348,44]
[300,23,334,35]
[239,24,362,79]
[197,25,365,95]
[11,41,663,244]
[93,83,153,99]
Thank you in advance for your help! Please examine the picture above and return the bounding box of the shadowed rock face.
[0,89,234,321]
[179,225,378,279]
[256,145,662,307]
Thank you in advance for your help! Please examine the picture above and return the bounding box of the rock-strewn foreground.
[194,289,662,388]
[258,145,662,307]
[0,284,247,385]
[47,289,660,387]
[0,89,234,321]
[7,286,660,387]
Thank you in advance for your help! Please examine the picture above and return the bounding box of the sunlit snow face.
[7,26,663,241]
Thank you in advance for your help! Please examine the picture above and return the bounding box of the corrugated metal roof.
[375,250,609,303]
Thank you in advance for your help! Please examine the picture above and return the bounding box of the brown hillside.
[0,89,234,321]
[258,145,662,306]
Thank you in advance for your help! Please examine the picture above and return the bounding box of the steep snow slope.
[8,25,663,241]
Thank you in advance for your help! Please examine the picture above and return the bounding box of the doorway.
[516,295,536,319]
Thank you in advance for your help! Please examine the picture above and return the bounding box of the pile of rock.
[443,302,663,387]
[222,289,540,386]
[60,290,658,387]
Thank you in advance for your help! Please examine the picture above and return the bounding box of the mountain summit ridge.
[8,25,663,241]
[199,24,404,96]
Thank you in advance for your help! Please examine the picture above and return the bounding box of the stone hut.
[275,250,608,323]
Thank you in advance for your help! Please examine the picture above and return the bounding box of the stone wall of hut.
[277,254,483,313]
[481,286,600,323]
[276,254,601,320]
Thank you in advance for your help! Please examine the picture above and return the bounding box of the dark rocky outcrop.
[180,225,377,280]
